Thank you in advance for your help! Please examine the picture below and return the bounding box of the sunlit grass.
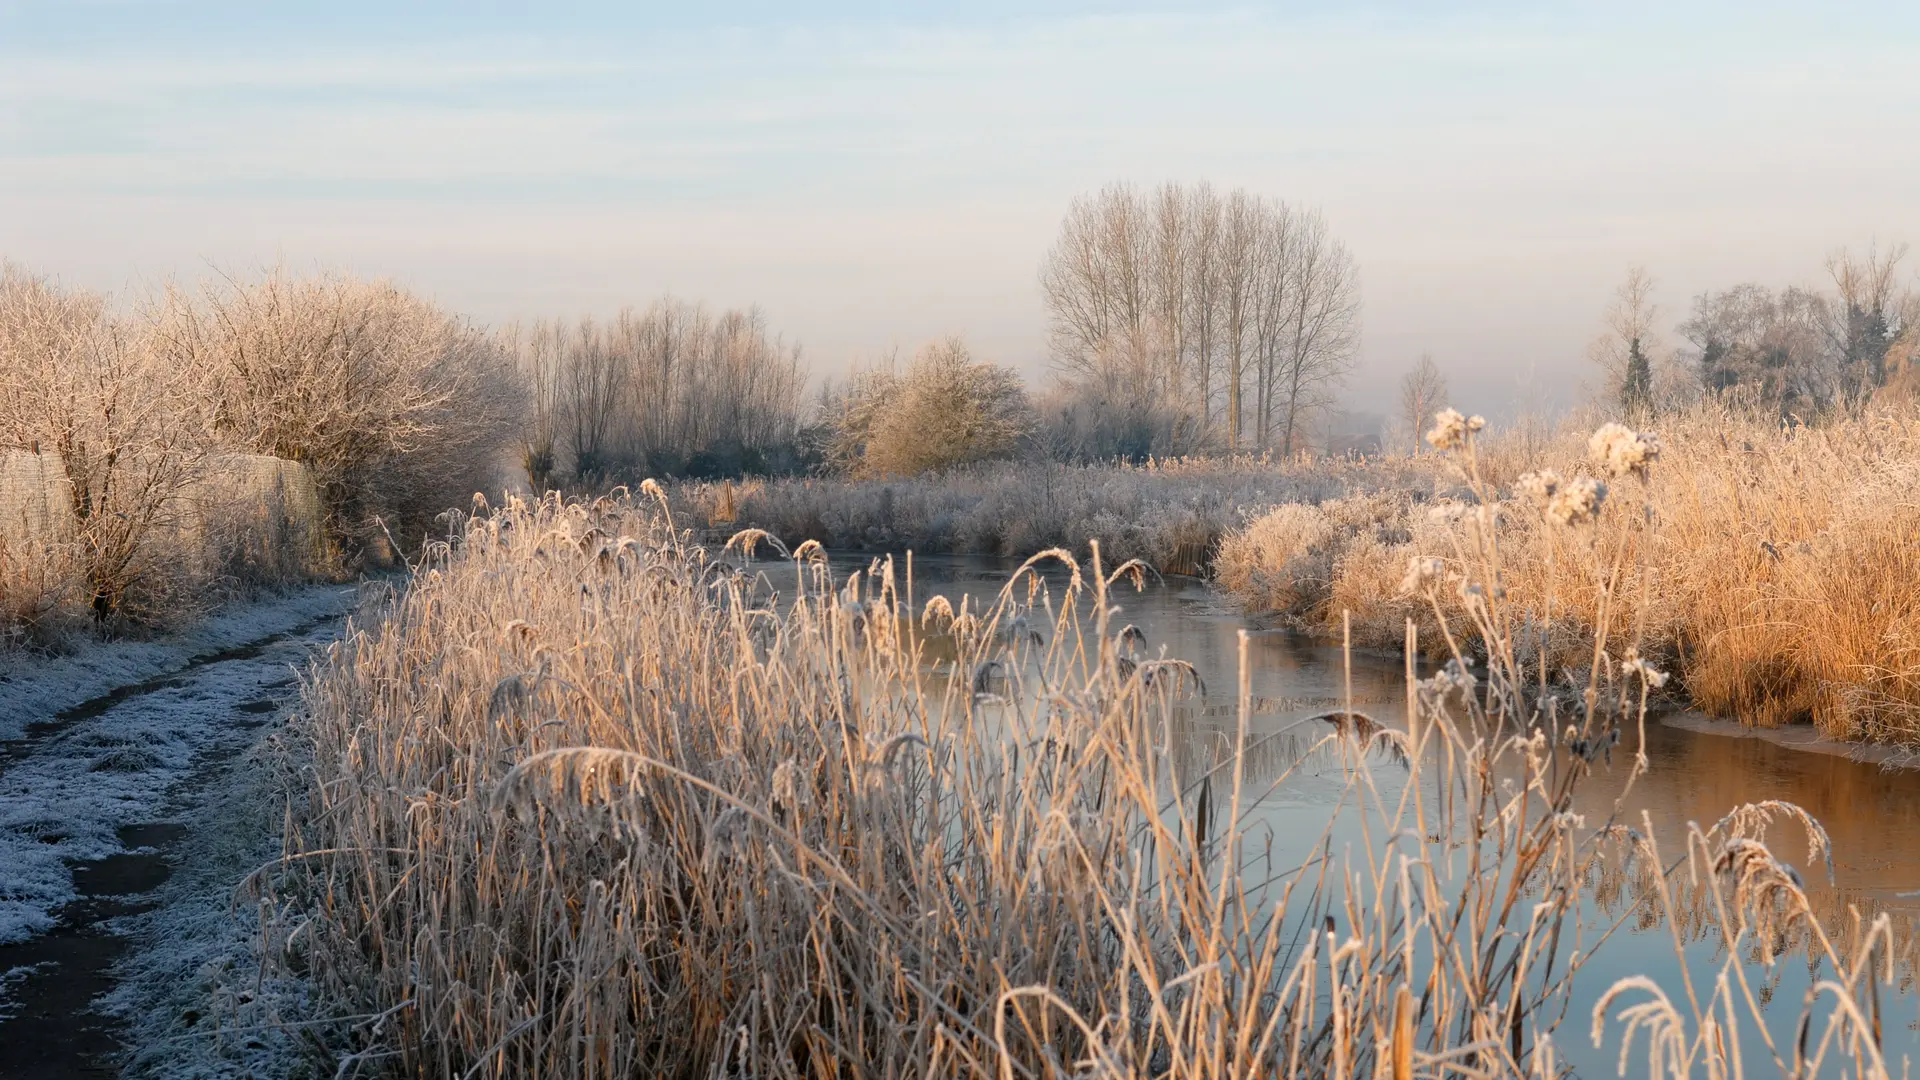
[269,429,1901,1076]
[1219,404,1920,747]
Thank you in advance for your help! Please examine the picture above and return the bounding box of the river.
[873,553,1920,1077]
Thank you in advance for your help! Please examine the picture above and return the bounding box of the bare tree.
[814,353,899,477]
[1272,211,1360,455]
[1040,184,1155,399]
[1217,190,1262,449]
[1681,283,1832,414]
[0,265,207,624]
[1252,207,1295,450]
[1150,184,1190,404]
[153,269,524,552]
[498,319,563,491]
[560,315,625,479]
[1672,243,1916,413]
[1184,183,1224,426]
[832,338,1032,477]
[1826,242,1911,409]
[1589,266,1661,416]
[1399,355,1448,455]
[1040,182,1359,453]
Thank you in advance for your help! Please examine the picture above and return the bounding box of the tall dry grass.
[683,453,1435,578]
[265,455,1899,1077]
[1219,404,1920,745]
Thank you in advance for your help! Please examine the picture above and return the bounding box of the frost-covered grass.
[97,728,340,1080]
[1216,405,1920,746]
[680,454,1436,575]
[274,487,1900,1078]
[0,962,44,1022]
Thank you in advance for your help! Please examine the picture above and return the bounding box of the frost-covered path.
[0,586,361,1079]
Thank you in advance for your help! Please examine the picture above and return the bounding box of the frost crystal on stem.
[1588,423,1661,480]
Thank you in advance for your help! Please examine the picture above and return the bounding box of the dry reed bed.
[1218,406,1920,745]
[271,472,1898,1077]
[678,454,1436,577]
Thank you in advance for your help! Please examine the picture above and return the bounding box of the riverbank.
[1213,405,1920,750]
[677,402,1920,752]
[675,452,1436,577]
[1661,710,1920,769]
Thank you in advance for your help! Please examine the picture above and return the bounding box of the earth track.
[0,593,358,1079]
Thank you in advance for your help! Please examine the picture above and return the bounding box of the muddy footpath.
[0,589,359,1079]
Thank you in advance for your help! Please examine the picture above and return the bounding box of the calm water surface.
[859,553,1920,1077]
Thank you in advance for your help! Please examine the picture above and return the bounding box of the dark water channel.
[869,554,1920,1077]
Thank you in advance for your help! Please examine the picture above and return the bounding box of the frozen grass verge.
[0,584,361,743]
[676,454,1437,576]
[96,731,331,1080]
[0,593,359,948]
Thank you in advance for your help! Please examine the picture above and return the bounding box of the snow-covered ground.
[0,584,367,1076]
[96,724,337,1080]
[0,583,365,742]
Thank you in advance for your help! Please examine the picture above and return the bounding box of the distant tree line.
[502,300,808,488]
[786,181,1369,480]
[1592,245,1920,418]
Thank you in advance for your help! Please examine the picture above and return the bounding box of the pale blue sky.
[3,1,1917,415]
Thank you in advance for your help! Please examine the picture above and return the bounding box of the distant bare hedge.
[153,270,524,554]
[817,337,1031,478]
[0,262,523,643]
[501,299,804,488]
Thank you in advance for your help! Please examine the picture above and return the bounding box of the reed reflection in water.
[874,552,1920,1070]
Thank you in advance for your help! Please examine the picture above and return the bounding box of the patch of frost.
[0,608,352,946]
[97,738,332,1079]
[0,962,48,1022]
[0,583,362,742]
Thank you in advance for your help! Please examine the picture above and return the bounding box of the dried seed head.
[1400,556,1446,594]
[1620,653,1669,689]
[1546,476,1607,526]
[1420,659,1475,698]
[921,594,955,632]
[1515,469,1563,508]
[771,758,806,812]
[1588,423,1661,480]
[1425,408,1470,451]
